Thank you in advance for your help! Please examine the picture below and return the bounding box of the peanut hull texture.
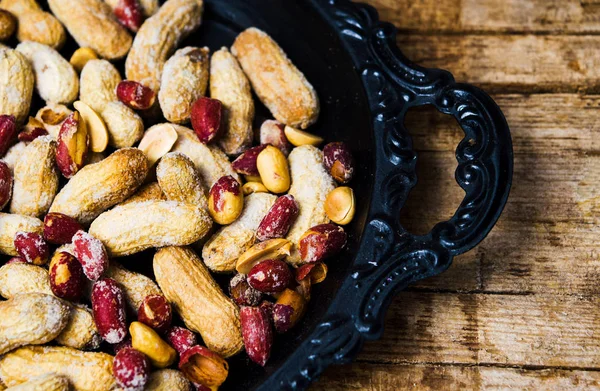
[232,27,319,129]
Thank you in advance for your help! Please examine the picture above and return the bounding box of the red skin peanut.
[255,194,299,241]
[92,278,128,344]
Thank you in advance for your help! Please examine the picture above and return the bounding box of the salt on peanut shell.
[159,46,210,124]
[125,0,204,91]
[0,213,43,256]
[285,145,336,265]
[16,41,79,105]
[203,192,277,273]
[104,261,162,312]
[0,345,117,391]
[48,0,132,60]
[232,27,319,129]
[9,136,59,218]
[0,293,70,355]
[0,263,53,299]
[49,148,148,225]
[170,124,240,188]
[0,48,34,124]
[1,373,69,391]
[88,200,213,257]
[146,369,191,391]
[154,246,243,358]
[210,47,255,155]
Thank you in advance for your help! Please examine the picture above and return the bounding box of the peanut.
[0,293,70,355]
[166,326,198,356]
[256,145,290,194]
[55,304,101,350]
[72,230,109,281]
[125,0,204,91]
[35,104,72,139]
[240,305,273,366]
[1,141,27,172]
[73,100,109,153]
[260,119,291,156]
[284,125,324,147]
[170,124,240,188]
[156,152,208,210]
[208,175,244,225]
[232,145,266,177]
[92,278,128,344]
[116,80,156,110]
[153,246,243,357]
[138,294,172,333]
[138,123,179,167]
[159,46,210,123]
[0,213,43,256]
[106,0,159,18]
[104,261,162,312]
[0,346,117,391]
[179,345,229,386]
[49,251,85,301]
[130,321,176,368]
[0,0,65,49]
[242,181,268,195]
[0,263,53,299]
[43,213,82,245]
[235,238,292,275]
[323,141,354,184]
[49,148,148,225]
[232,27,319,129]
[0,48,34,124]
[273,289,307,333]
[210,47,255,155]
[0,114,16,157]
[285,145,336,265]
[110,0,143,33]
[0,162,10,209]
[190,97,222,143]
[48,0,132,60]
[56,112,89,178]
[0,9,15,42]
[113,346,150,390]
[69,47,98,74]
[89,200,212,256]
[10,136,59,217]
[296,262,328,285]
[247,259,293,294]
[119,182,166,207]
[256,194,300,241]
[146,369,192,391]
[18,117,47,142]
[299,223,347,263]
[80,60,144,148]
[202,192,277,273]
[325,186,356,225]
[3,374,69,391]
[14,231,49,265]
[16,41,79,105]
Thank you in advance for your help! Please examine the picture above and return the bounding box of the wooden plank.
[363,0,600,34]
[401,151,600,294]
[314,363,600,390]
[395,35,600,93]
[359,292,600,368]
[404,94,600,153]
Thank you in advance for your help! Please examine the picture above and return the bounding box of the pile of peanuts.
[0,0,357,390]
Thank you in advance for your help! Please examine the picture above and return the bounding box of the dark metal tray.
[36,0,514,389]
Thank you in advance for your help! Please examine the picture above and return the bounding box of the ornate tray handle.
[264,1,513,389]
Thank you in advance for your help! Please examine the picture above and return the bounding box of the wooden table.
[313,0,600,389]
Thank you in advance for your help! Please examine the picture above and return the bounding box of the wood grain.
[314,364,600,390]
[315,1,600,389]
[397,35,600,93]
[364,0,600,34]
[359,292,600,367]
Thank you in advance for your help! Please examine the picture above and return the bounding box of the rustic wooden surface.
[313,0,600,389]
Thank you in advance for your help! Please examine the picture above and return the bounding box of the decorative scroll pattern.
[263,0,512,389]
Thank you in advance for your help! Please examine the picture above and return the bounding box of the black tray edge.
[257,1,514,389]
